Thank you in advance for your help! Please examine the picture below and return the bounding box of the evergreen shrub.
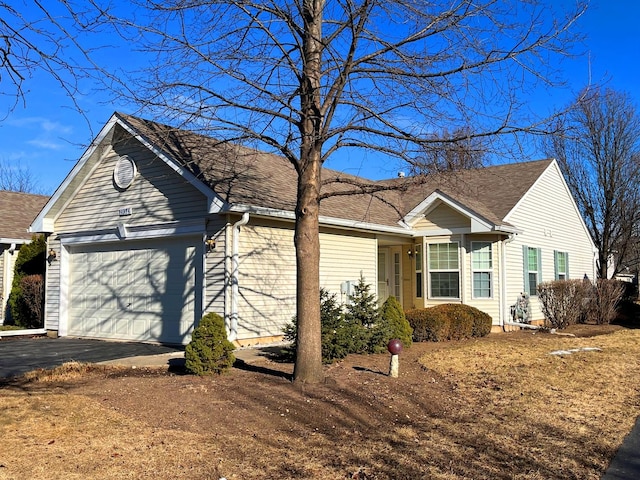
[378,296,413,350]
[7,235,46,328]
[185,312,235,375]
[283,288,353,363]
[344,275,380,354]
[284,277,401,363]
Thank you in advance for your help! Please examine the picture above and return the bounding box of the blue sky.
[0,0,638,195]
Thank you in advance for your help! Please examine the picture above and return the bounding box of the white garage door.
[68,237,200,344]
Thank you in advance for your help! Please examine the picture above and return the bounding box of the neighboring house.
[30,113,597,345]
[1,190,50,324]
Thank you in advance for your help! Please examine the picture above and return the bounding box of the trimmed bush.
[406,304,493,342]
[471,308,493,337]
[405,308,448,342]
[185,312,235,375]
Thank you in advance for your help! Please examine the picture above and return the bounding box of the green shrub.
[284,279,403,363]
[185,312,235,375]
[471,308,493,337]
[405,308,448,342]
[378,296,413,350]
[344,275,380,354]
[7,235,46,328]
[406,304,493,342]
[283,288,353,364]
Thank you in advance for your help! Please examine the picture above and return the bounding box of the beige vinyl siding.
[319,229,377,303]
[414,203,470,231]
[56,137,207,232]
[44,236,62,331]
[504,163,596,322]
[236,223,296,340]
[203,216,228,319]
[234,221,377,341]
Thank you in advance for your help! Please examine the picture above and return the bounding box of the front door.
[378,249,389,304]
[378,247,404,306]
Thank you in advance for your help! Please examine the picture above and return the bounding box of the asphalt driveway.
[0,336,183,378]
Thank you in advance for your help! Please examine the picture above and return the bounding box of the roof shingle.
[0,190,49,241]
[117,113,553,229]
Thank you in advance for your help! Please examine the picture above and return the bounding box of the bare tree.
[413,127,487,174]
[71,0,586,383]
[545,87,640,279]
[0,1,92,118]
[0,159,42,193]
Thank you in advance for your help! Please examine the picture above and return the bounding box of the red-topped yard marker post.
[387,339,403,378]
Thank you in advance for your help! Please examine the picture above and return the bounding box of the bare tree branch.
[543,87,640,279]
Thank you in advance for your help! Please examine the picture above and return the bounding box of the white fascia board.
[495,224,523,235]
[115,114,226,214]
[30,115,121,233]
[402,191,442,226]
[59,219,205,246]
[0,238,30,245]
[226,204,415,237]
[402,190,493,232]
[413,224,521,237]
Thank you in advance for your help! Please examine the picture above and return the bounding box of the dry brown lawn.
[1,324,640,479]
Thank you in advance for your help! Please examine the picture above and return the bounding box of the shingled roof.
[0,190,49,241]
[117,112,553,230]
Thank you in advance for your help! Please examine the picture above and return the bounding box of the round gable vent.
[113,155,137,190]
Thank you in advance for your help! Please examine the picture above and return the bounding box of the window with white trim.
[523,246,542,296]
[428,242,460,298]
[471,241,492,298]
[555,251,569,280]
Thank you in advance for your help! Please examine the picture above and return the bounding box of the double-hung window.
[471,242,493,298]
[555,251,569,280]
[523,246,542,296]
[428,242,460,298]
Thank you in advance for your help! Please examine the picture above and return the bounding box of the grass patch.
[0,329,639,479]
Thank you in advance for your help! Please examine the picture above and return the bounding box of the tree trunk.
[293,156,324,383]
[293,0,324,384]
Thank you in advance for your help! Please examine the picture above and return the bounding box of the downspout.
[501,233,540,331]
[229,212,250,342]
[499,234,514,330]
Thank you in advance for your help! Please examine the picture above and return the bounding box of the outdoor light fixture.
[47,248,57,264]
[206,237,216,253]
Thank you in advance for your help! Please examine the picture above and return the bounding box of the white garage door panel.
[68,238,199,344]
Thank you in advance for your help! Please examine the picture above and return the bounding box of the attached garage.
[65,237,202,345]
